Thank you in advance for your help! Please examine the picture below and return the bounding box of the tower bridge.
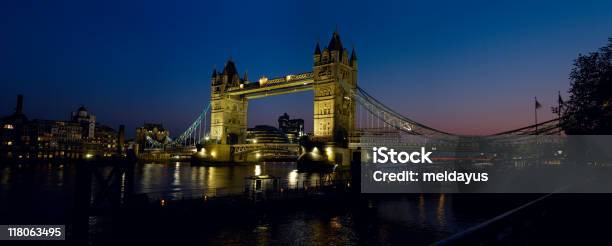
[208,31,357,147]
[199,31,358,164]
[141,30,563,165]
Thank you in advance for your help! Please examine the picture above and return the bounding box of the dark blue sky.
[1,0,611,137]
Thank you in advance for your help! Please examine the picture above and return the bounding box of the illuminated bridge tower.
[313,31,358,147]
[204,31,358,164]
[209,59,248,145]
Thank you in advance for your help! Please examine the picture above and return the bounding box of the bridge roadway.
[230,143,300,154]
[226,72,314,99]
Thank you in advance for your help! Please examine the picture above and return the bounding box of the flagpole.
[534,96,540,167]
[535,97,538,135]
[557,91,561,119]
[558,91,562,135]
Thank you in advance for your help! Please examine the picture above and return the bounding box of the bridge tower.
[209,59,248,145]
[312,31,358,147]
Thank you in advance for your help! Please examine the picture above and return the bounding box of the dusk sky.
[2,0,611,137]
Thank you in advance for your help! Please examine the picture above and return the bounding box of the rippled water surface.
[0,162,525,245]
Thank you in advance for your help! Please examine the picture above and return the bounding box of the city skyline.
[2,0,612,137]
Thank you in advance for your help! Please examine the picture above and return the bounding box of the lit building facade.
[0,95,121,160]
[278,113,304,143]
[72,105,96,139]
[1,95,29,159]
[246,125,290,144]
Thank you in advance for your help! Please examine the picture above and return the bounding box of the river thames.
[0,162,557,245]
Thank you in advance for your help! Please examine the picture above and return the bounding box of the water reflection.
[57,164,64,187]
[288,169,298,188]
[437,193,447,227]
[418,193,426,224]
[134,162,326,200]
[0,162,505,245]
[172,162,181,186]
[1,166,10,185]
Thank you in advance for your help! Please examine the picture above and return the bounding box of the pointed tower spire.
[314,42,321,55]
[350,46,357,65]
[211,67,217,77]
[223,57,238,75]
[243,70,249,82]
[327,29,343,52]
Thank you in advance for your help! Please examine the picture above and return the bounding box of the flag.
[535,98,542,109]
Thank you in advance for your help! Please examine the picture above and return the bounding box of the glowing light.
[286,75,292,81]
[205,136,210,141]
[312,147,319,154]
[211,151,216,158]
[160,199,166,207]
[253,139,257,144]
[326,147,333,155]
[255,165,261,176]
[259,76,268,85]
[6,141,12,146]
[240,84,244,89]
[85,153,93,159]
[256,153,261,159]
[3,124,13,129]
[288,170,298,189]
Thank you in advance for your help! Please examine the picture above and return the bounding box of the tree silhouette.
[562,38,612,134]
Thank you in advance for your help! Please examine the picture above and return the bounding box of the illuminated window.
[4,124,14,129]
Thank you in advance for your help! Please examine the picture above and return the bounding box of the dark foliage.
[563,38,612,134]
